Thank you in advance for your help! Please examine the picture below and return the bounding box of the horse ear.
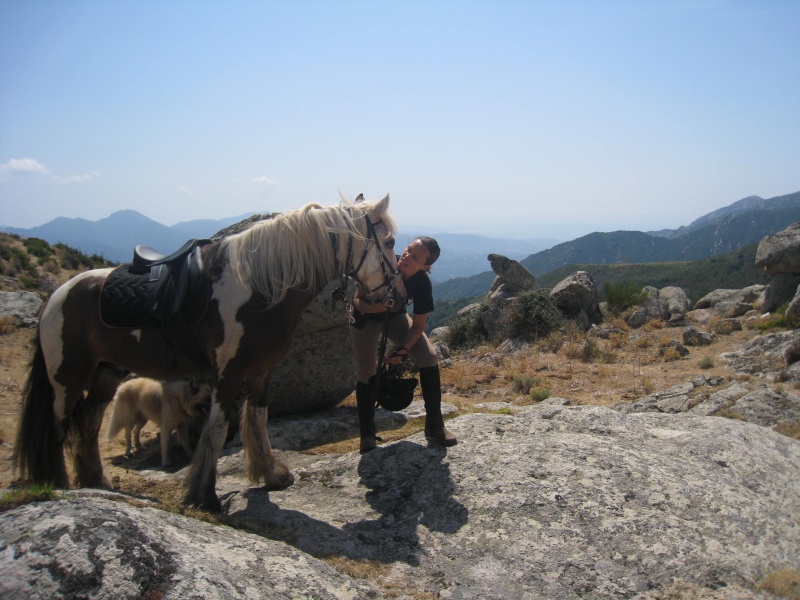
[354,193,365,203]
[372,193,390,215]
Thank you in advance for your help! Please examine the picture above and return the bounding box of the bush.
[53,244,110,270]
[528,387,550,403]
[755,306,789,331]
[603,280,645,312]
[697,356,715,369]
[511,374,540,394]
[23,237,53,259]
[447,309,488,350]
[496,290,563,342]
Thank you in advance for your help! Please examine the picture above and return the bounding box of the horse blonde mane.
[221,198,397,308]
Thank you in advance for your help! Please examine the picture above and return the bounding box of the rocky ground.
[2,310,800,599]
[0,315,788,492]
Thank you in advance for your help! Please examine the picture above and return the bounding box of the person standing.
[349,236,457,453]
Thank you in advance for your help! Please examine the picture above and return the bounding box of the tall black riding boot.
[418,365,457,447]
[356,381,378,453]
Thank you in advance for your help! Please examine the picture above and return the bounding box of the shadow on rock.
[343,441,469,564]
[226,441,467,566]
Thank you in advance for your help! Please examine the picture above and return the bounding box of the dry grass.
[440,324,756,409]
[0,316,17,336]
[323,557,438,599]
[759,568,800,600]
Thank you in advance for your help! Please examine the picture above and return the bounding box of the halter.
[330,214,401,311]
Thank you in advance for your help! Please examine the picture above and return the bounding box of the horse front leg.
[241,372,294,490]
[183,397,229,511]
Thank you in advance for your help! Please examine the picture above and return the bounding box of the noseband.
[330,215,401,310]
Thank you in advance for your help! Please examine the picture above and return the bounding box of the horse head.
[347,194,408,309]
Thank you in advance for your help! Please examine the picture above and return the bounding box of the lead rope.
[370,309,392,409]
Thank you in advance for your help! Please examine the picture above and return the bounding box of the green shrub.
[496,290,563,342]
[511,374,540,394]
[697,356,715,369]
[603,280,645,312]
[756,306,789,331]
[528,387,550,403]
[53,244,110,270]
[23,237,53,259]
[447,308,488,350]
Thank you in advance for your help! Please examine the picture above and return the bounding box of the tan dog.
[107,377,212,467]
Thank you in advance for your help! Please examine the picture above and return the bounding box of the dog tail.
[106,391,125,440]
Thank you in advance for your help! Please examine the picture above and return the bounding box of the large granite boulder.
[755,221,800,276]
[0,290,43,327]
[3,406,799,599]
[626,286,690,328]
[549,271,600,325]
[487,253,536,301]
[787,285,800,327]
[755,222,800,313]
[694,286,765,310]
[212,214,356,416]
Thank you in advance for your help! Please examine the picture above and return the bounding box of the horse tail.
[13,329,69,487]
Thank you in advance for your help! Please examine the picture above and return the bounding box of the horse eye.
[386,237,395,249]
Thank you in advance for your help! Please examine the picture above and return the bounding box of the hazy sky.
[1,1,798,240]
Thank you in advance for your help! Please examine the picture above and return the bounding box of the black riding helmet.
[369,365,417,411]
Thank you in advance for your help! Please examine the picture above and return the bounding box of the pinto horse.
[14,195,405,510]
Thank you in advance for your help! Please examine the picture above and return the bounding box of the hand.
[384,347,408,365]
[367,298,391,313]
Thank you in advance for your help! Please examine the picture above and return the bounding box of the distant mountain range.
[0,210,558,282]
[435,190,800,301]
[1,210,252,265]
[3,190,799,287]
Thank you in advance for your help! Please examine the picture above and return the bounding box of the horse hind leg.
[241,376,294,491]
[69,364,125,488]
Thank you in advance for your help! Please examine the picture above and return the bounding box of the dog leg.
[124,426,133,457]
[160,425,172,467]
[132,415,146,453]
[176,423,193,457]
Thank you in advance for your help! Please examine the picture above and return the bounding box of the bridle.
[331,214,402,311]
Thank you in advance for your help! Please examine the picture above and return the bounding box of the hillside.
[0,232,113,293]
[1,211,246,264]
[649,190,800,238]
[429,244,769,331]
[535,244,769,303]
[522,203,800,276]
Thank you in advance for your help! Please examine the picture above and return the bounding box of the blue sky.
[1,1,798,241]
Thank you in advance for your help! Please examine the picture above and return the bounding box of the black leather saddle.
[129,238,212,322]
[100,238,213,370]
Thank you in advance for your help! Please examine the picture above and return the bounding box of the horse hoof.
[183,496,222,513]
[264,472,295,491]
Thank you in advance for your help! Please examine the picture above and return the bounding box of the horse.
[13,194,406,511]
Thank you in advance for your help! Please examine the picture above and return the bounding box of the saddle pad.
[99,265,209,328]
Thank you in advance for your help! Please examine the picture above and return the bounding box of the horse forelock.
[220,201,395,307]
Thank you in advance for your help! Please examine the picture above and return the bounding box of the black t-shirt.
[355,269,434,324]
